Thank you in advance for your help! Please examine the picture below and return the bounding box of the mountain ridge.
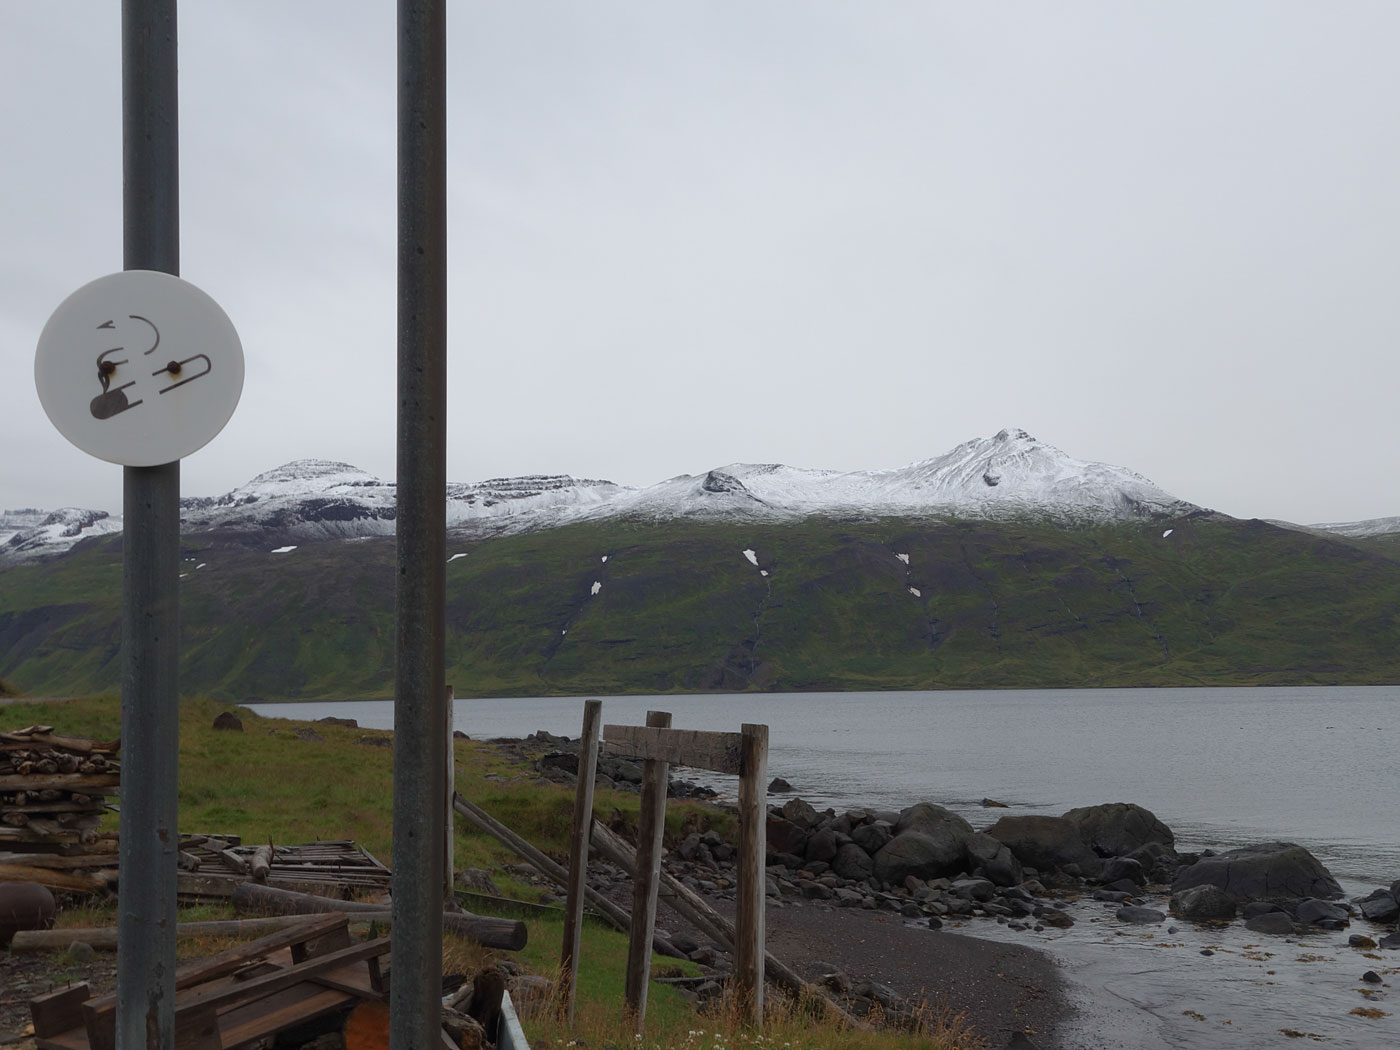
[3,429,1206,560]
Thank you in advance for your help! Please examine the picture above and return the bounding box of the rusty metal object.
[0,880,55,947]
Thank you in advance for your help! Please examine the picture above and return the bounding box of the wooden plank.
[172,1003,220,1050]
[170,936,390,1016]
[601,725,743,774]
[624,710,671,1030]
[215,983,354,1050]
[80,915,349,1047]
[0,774,120,793]
[28,983,90,1038]
[12,915,364,954]
[560,698,601,1023]
[305,959,383,999]
[734,723,769,1027]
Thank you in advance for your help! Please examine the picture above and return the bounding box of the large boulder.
[873,831,966,884]
[1063,803,1174,857]
[985,815,1103,879]
[766,815,809,857]
[0,882,55,947]
[895,802,973,839]
[831,842,875,881]
[1171,842,1342,902]
[965,831,1024,887]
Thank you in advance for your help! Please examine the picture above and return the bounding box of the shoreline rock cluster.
[522,730,1399,948]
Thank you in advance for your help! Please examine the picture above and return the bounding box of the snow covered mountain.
[1,430,1203,561]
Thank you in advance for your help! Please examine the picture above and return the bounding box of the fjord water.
[254,685,1399,887]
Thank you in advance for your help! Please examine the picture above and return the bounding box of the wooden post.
[624,710,671,1029]
[734,723,769,1027]
[560,699,602,1022]
[445,684,455,896]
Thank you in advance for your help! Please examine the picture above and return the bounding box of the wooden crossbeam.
[601,725,743,774]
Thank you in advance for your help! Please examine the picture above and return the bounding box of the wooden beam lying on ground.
[230,881,527,951]
[0,862,107,893]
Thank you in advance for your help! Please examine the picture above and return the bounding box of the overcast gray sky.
[5,2,1398,525]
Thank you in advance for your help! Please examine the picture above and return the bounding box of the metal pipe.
[392,2,448,1047]
[119,2,180,1048]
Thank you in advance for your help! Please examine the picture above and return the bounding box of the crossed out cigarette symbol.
[90,314,212,420]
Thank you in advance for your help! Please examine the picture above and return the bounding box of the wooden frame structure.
[559,707,769,1030]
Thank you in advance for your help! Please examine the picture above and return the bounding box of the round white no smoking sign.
[34,270,244,467]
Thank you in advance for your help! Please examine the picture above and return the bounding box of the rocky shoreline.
[519,730,1400,1047]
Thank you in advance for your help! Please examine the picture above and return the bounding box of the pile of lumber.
[177,837,393,894]
[0,725,119,844]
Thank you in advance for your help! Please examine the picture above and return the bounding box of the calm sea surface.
[250,685,1399,889]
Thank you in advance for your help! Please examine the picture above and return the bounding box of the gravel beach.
[762,902,1072,1048]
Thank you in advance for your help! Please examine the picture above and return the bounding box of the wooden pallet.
[178,837,393,893]
[28,914,388,1050]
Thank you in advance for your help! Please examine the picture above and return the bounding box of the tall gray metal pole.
[119,2,181,1048]
[391,1,448,1046]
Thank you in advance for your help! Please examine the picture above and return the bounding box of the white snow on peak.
[0,507,121,558]
[0,430,1211,563]
[909,586,921,597]
[896,553,910,565]
[448,553,468,563]
[271,545,297,554]
[760,569,769,577]
[590,580,602,595]
[1163,529,1174,538]
[742,549,759,566]
[1307,515,1400,540]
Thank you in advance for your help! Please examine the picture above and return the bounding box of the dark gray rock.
[767,777,793,793]
[1381,932,1400,950]
[766,815,809,857]
[1295,898,1349,926]
[1125,841,1183,883]
[873,827,968,885]
[1363,970,1383,984]
[1094,889,1134,903]
[831,842,875,881]
[1063,802,1175,857]
[950,878,996,902]
[1359,895,1399,924]
[1037,907,1074,928]
[1171,884,1238,920]
[805,827,839,864]
[850,821,894,855]
[1242,901,1285,919]
[985,815,1103,879]
[1101,857,1147,886]
[1171,842,1343,902]
[781,797,821,829]
[896,801,974,838]
[212,711,243,731]
[1116,905,1166,925]
[966,831,1024,887]
[1244,912,1296,936]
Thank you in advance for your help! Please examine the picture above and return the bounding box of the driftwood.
[230,880,527,951]
[588,819,861,1027]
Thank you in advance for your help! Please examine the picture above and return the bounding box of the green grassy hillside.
[3,512,1399,699]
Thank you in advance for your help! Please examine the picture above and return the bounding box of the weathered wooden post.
[625,710,672,1028]
[601,717,769,1032]
[734,723,769,1025]
[560,699,602,1022]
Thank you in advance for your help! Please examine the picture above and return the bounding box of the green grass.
[7,515,1400,700]
[3,696,981,1049]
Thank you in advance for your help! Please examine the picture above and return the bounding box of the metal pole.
[392,1,448,1047]
[119,2,180,1048]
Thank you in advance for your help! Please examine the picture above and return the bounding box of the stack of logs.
[0,725,120,844]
